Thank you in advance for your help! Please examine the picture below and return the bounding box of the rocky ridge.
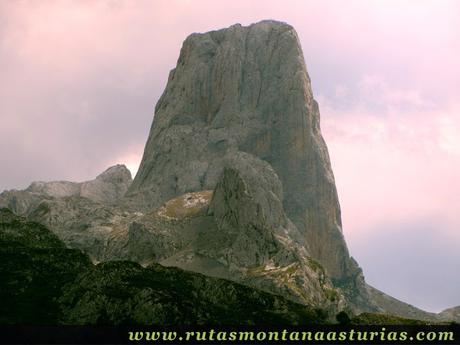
[438,307,460,323]
[0,164,132,215]
[0,208,329,325]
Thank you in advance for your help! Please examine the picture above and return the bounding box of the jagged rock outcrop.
[203,151,302,268]
[0,164,136,259]
[0,164,132,215]
[158,151,345,310]
[439,306,460,323]
[27,164,132,204]
[126,19,353,282]
[365,285,439,322]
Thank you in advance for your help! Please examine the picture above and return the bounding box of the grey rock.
[0,189,51,216]
[201,152,345,310]
[203,151,298,267]
[26,181,80,198]
[126,20,352,281]
[123,20,458,320]
[0,164,135,260]
[27,195,119,258]
[25,189,214,266]
[364,285,454,322]
[80,164,133,204]
[0,165,132,216]
[438,306,460,323]
[27,164,132,204]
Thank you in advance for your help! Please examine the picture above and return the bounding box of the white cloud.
[320,77,460,311]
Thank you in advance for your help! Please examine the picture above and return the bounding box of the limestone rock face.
[204,151,300,268]
[192,152,345,310]
[80,164,133,203]
[0,190,49,217]
[26,164,132,204]
[0,164,134,259]
[438,306,460,323]
[127,20,352,280]
[0,164,132,216]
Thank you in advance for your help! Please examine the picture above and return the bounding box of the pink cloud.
[320,78,460,242]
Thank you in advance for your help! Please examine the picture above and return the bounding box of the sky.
[0,0,459,312]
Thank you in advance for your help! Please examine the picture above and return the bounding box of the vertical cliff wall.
[128,20,354,280]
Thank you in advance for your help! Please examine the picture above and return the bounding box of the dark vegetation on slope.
[0,208,441,326]
[0,208,327,325]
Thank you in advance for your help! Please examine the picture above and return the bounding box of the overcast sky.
[0,0,459,312]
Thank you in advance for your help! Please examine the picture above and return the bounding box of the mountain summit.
[127,20,354,281]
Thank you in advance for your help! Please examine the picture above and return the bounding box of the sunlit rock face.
[26,164,133,204]
[127,20,354,280]
[0,164,132,215]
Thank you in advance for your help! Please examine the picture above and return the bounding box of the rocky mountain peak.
[95,164,132,182]
[3,20,455,324]
[126,20,353,280]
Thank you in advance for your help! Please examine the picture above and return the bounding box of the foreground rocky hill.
[0,20,458,324]
[439,307,460,323]
[1,157,345,312]
[0,208,328,325]
[2,208,451,326]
